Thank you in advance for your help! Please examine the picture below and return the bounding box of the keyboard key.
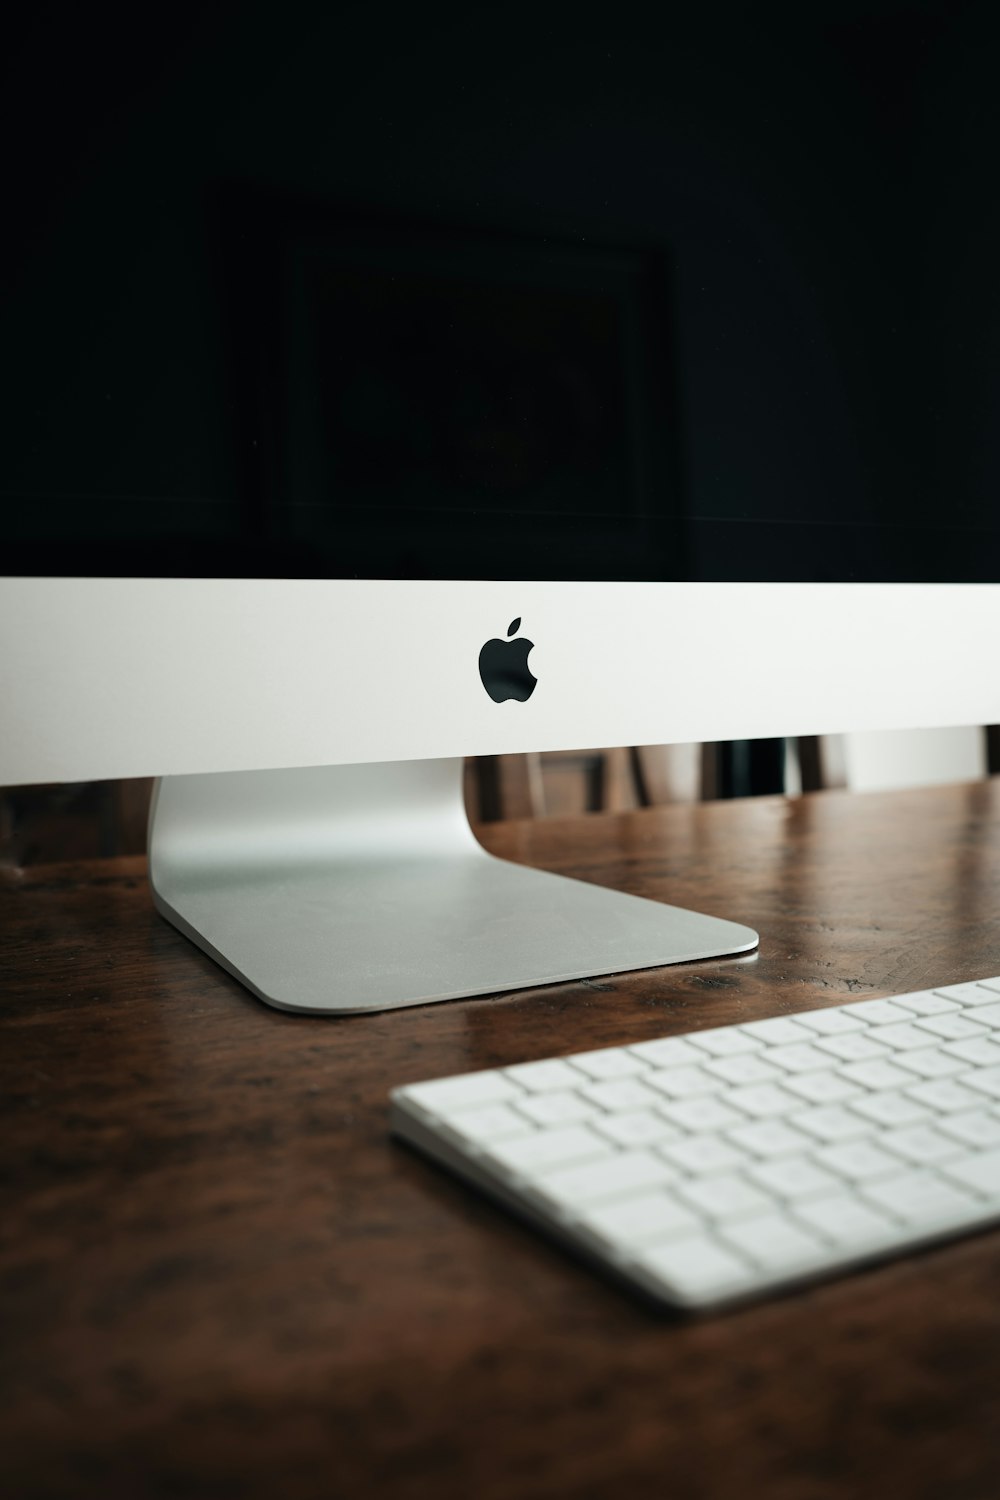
[676,1173,775,1221]
[942,1037,1000,1068]
[841,998,915,1025]
[942,1149,1000,1198]
[592,1111,682,1148]
[890,991,961,1017]
[866,1022,936,1052]
[727,1082,801,1118]
[749,1156,842,1200]
[685,1027,761,1057]
[645,1065,726,1100]
[793,1193,897,1249]
[741,1017,815,1046]
[782,1070,861,1105]
[905,1078,982,1113]
[528,1150,675,1211]
[726,1118,813,1158]
[703,1053,782,1086]
[838,1058,915,1091]
[882,1125,964,1167]
[966,1003,1000,1029]
[567,1047,649,1080]
[814,1140,900,1181]
[402,1070,522,1115]
[440,1103,532,1147]
[505,1059,585,1093]
[515,1091,599,1128]
[628,1037,706,1069]
[485,1126,611,1176]
[657,1095,745,1134]
[949,990,1000,1012]
[721,1212,826,1271]
[812,1032,891,1063]
[637,1235,751,1300]
[792,1105,870,1143]
[579,1191,699,1250]
[795,1008,867,1036]
[935,983,1000,1007]
[661,1134,749,1176]
[893,1049,966,1080]
[914,1013,989,1041]
[767,1043,836,1074]
[963,1066,1000,1100]
[865,1170,978,1227]
[937,1110,1000,1148]
[849,1090,932,1127]
[579,1077,662,1112]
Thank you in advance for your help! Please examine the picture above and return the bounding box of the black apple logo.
[478,617,537,703]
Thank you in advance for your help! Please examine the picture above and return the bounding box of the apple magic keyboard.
[391,979,1000,1310]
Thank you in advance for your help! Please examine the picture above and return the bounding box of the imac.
[4,5,1000,1016]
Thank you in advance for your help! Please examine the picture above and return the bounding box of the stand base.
[149,759,758,1015]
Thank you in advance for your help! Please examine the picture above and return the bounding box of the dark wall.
[2,1,997,572]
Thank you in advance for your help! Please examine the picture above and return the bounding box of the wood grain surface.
[4,781,1000,1500]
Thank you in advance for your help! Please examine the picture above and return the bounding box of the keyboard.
[390,979,1000,1310]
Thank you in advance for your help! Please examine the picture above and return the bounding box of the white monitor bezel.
[2,576,999,786]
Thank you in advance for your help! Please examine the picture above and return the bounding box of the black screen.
[3,2,998,581]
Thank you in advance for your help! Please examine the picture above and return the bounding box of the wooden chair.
[468,724,1000,820]
[0,778,153,867]
[466,743,716,822]
[798,728,1000,795]
[796,735,848,794]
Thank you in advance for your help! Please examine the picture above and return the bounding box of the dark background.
[2,0,998,580]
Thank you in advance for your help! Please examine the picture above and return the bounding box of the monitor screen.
[3,2,998,586]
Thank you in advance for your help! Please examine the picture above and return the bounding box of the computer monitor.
[3,4,999,1013]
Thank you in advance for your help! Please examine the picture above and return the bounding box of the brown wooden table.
[4,781,1000,1500]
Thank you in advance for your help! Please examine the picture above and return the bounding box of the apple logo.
[478,617,537,703]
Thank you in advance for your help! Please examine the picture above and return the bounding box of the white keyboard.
[390,979,1000,1310]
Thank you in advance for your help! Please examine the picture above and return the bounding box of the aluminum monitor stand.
[148,758,758,1015]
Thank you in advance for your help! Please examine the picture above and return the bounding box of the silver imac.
[4,7,1000,1014]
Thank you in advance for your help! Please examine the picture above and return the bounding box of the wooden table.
[4,781,1000,1499]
